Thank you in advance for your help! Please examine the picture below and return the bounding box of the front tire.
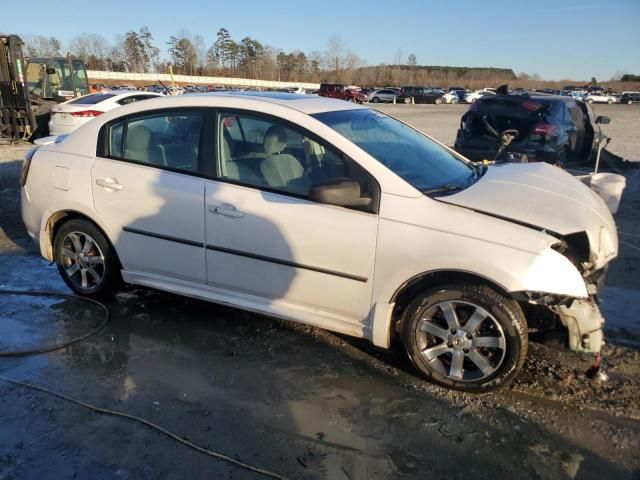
[607,99,613,104]
[54,218,122,299]
[372,97,380,103]
[400,283,527,392]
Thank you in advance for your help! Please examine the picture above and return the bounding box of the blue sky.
[4,0,639,81]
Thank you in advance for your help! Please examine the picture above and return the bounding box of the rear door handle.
[96,178,123,191]
[208,203,244,218]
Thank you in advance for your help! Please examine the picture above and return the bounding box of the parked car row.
[319,84,504,105]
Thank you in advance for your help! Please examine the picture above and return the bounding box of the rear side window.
[109,121,124,157]
[69,93,115,105]
[105,111,203,174]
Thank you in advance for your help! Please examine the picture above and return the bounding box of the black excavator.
[0,34,89,142]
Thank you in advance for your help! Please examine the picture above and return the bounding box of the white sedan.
[48,91,162,135]
[465,89,496,103]
[21,92,618,391]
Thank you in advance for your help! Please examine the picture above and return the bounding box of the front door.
[92,109,207,283]
[204,110,380,326]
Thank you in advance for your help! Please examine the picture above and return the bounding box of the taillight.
[70,110,104,117]
[20,146,39,187]
[533,123,554,136]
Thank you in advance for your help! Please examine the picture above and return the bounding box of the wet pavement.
[2,107,640,479]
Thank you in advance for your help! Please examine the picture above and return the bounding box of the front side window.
[314,109,475,194]
[108,111,203,173]
[217,112,377,207]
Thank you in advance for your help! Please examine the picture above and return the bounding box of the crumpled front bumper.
[553,299,604,353]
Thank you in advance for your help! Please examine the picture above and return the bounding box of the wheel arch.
[43,210,119,266]
[373,269,513,349]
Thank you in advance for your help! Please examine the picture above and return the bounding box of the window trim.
[212,107,381,214]
[96,107,213,180]
[95,106,381,214]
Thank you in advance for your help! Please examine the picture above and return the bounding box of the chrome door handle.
[96,178,123,191]
[208,203,244,218]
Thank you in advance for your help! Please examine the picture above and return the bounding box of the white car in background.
[22,92,618,392]
[465,89,496,103]
[367,89,399,103]
[583,92,616,104]
[49,91,162,135]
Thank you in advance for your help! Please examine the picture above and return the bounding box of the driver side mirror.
[595,116,610,125]
[309,178,371,208]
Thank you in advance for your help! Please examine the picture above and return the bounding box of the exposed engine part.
[553,298,604,353]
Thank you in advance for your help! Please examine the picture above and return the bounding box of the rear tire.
[400,283,527,392]
[607,99,613,104]
[404,97,412,104]
[53,218,122,299]
[435,98,442,105]
[628,100,633,105]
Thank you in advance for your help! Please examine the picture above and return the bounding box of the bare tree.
[69,33,111,70]
[325,35,347,82]
[21,35,62,57]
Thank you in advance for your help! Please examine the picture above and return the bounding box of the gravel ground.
[0,105,639,479]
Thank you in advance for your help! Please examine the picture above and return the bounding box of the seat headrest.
[127,124,151,151]
[264,125,287,155]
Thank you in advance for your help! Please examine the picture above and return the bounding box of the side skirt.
[121,270,369,341]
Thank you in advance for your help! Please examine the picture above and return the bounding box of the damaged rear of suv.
[454,93,607,166]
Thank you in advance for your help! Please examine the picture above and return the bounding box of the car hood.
[440,162,618,269]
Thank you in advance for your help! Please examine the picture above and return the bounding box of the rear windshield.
[68,93,116,105]
[471,96,557,117]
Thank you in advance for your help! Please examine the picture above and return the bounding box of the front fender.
[519,247,587,298]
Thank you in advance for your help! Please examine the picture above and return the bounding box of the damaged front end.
[518,231,612,354]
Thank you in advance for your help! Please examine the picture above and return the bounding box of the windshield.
[313,109,475,193]
[26,58,89,98]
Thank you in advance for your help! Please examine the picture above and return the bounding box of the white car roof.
[188,91,365,115]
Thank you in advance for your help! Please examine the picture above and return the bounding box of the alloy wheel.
[60,231,106,290]
[416,300,507,382]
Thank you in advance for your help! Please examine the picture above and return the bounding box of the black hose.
[0,289,109,357]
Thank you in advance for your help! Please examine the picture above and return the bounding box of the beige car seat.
[125,124,165,166]
[260,125,305,190]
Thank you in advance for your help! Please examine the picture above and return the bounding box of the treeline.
[19,29,634,89]
[356,65,516,89]
[620,74,640,82]
[20,28,357,84]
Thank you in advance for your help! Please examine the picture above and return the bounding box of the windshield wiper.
[423,183,466,196]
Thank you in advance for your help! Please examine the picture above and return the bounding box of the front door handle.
[96,178,123,191]
[208,203,244,218]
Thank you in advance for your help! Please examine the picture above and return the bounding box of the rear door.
[92,109,207,283]
[203,109,380,325]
